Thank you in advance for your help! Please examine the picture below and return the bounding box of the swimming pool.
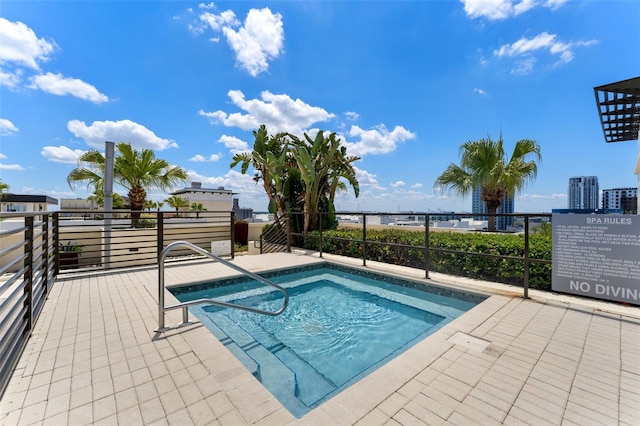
[170,262,486,417]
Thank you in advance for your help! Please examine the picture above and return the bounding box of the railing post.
[157,211,164,262]
[287,213,291,252]
[362,213,367,266]
[523,215,530,299]
[319,212,323,258]
[231,212,236,260]
[53,212,60,275]
[424,214,430,279]
[24,216,34,333]
[42,216,49,296]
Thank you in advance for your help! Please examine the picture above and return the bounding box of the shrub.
[303,228,552,290]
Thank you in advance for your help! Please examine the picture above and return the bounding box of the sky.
[1,0,639,214]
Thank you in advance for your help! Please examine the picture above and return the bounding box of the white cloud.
[189,153,222,162]
[391,181,406,188]
[0,118,19,136]
[0,163,25,171]
[494,32,597,73]
[342,124,416,156]
[0,153,6,159]
[344,111,359,121]
[411,183,424,189]
[199,2,216,9]
[198,7,284,76]
[218,134,250,154]
[199,90,334,135]
[41,145,85,164]
[355,167,384,191]
[0,18,56,70]
[67,119,178,150]
[29,72,109,103]
[474,88,487,95]
[200,10,240,31]
[0,68,22,88]
[461,0,569,20]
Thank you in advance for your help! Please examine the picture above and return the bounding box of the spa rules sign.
[552,214,640,305]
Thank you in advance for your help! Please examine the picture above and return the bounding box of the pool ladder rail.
[156,241,289,332]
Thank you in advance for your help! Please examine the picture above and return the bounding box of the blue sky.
[1,0,639,213]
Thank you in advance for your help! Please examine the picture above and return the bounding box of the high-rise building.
[472,187,514,231]
[602,187,638,214]
[568,176,599,209]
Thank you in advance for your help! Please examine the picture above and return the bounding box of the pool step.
[196,306,337,411]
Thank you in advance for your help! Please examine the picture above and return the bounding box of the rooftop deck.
[1,252,639,425]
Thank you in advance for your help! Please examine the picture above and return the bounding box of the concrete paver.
[1,252,639,425]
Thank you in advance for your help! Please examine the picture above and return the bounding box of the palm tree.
[0,179,9,200]
[230,125,293,218]
[290,130,360,233]
[87,189,126,209]
[190,202,206,218]
[165,195,189,215]
[67,142,188,226]
[435,135,541,232]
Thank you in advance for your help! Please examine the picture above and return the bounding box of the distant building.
[472,187,514,231]
[1,194,58,212]
[568,176,599,209]
[232,198,254,221]
[602,187,638,214]
[171,182,236,212]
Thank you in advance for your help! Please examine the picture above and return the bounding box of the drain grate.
[448,332,491,352]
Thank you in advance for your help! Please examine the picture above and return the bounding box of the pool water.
[170,263,485,417]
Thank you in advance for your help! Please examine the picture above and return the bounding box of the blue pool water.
[170,263,486,417]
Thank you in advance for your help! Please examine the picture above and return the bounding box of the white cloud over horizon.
[67,119,179,150]
[461,0,569,20]
[29,72,109,103]
[196,7,284,76]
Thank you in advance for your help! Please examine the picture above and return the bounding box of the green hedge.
[302,228,552,290]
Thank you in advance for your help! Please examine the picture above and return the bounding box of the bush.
[302,228,552,290]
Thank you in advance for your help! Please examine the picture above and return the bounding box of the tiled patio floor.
[1,252,639,425]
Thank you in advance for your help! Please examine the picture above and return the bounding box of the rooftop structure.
[0,193,58,212]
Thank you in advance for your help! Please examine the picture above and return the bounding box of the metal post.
[424,214,430,279]
[319,212,323,258]
[24,216,34,333]
[231,212,236,259]
[104,141,115,270]
[157,211,164,261]
[362,213,367,266]
[523,215,530,299]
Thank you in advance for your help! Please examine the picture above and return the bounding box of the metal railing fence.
[285,211,553,295]
[0,209,237,397]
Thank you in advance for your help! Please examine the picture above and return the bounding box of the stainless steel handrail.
[156,241,289,331]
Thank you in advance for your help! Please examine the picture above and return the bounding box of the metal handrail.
[156,241,289,331]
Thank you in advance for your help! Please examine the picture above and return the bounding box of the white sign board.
[552,214,640,305]
[210,240,231,256]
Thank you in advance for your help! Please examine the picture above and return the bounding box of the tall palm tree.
[291,131,360,233]
[67,142,188,225]
[435,135,541,232]
[230,125,293,218]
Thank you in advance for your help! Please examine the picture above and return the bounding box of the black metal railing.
[0,209,238,397]
[260,215,290,254]
[286,211,553,296]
